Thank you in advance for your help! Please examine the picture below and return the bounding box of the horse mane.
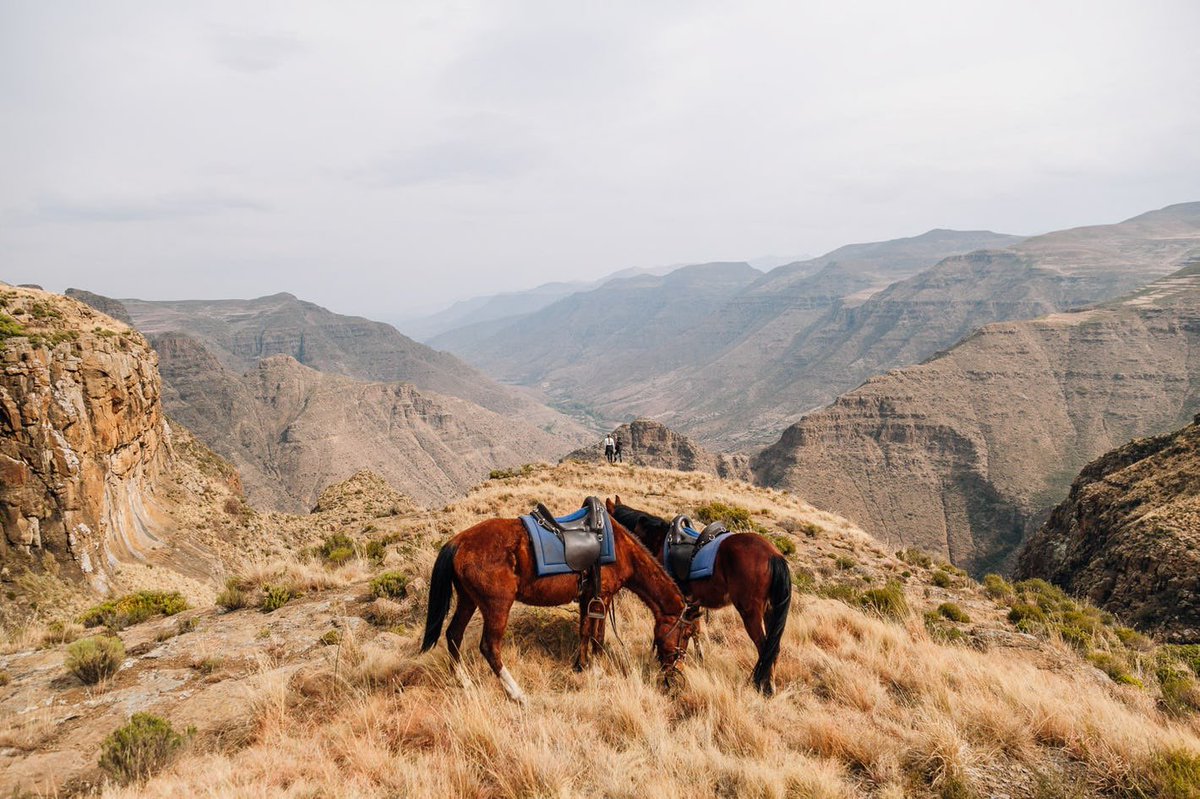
[610,502,670,539]
[608,508,685,612]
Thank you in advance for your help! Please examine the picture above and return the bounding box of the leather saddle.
[666,515,728,584]
[530,496,607,572]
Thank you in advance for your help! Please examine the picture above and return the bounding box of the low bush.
[215,578,247,611]
[769,534,796,556]
[860,581,908,620]
[896,548,933,569]
[66,636,125,684]
[98,713,187,785]
[1087,652,1142,686]
[318,533,356,566]
[930,570,954,588]
[79,591,188,630]
[261,585,293,612]
[817,583,861,604]
[1136,748,1200,799]
[791,568,816,593]
[937,602,971,623]
[834,555,856,571]
[369,571,409,599]
[982,573,1014,600]
[694,501,753,531]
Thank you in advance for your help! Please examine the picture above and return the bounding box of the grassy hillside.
[4,463,1200,797]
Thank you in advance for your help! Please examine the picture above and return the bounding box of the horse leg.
[575,603,594,672]
[445,592,477,663]
[736,598,768,674]
[479,600,526,704]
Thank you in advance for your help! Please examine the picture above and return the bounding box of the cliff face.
[0,287,171,591]
[1016,417,1200,642]
[752,265,1200,575]
[563,419,749,480]
[149,331,578,511]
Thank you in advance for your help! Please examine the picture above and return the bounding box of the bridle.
[659,601,701,672]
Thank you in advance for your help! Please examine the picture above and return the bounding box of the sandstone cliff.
[752,265,1200,575]
[150,332,578,510]
[563,418,749,479]
[0,287,172,592]
[1016,416,1200,642]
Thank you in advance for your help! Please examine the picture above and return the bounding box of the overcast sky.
[2,1,1198,320]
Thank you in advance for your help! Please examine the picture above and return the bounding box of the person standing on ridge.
[614,436,623,463]
[603,433,616,464]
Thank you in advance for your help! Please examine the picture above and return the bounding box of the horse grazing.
[421,502,693,703]
[610,497,792,695]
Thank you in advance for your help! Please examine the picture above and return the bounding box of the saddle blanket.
[663,525,733,581]
[521,507,616,577]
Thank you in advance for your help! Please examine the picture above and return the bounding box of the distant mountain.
[432,229,1023,435]
[751,263,1200,575]
[120,291,586,440]
[1017,416,1200,642]
[429,261,765,422]
[563,419,749,480]
[149,332,577,511]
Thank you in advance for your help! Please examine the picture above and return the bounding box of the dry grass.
[10,462,1200,797]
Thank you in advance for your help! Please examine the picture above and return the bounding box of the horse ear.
[606,497,617,514]
[614,494,622,506]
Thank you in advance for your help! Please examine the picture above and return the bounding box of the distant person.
[603,433,616,463]
[614,437,623,463]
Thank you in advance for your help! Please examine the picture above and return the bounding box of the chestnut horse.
[421,504,693,703]
[610,497,791,695]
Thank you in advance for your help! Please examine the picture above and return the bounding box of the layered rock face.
[752,265,1200,575]
[563,419,749,479]
[1016,417,1200,641]
[0,287,171,590]
[149,331,577,510]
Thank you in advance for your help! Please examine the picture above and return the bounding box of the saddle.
[527,496,611,619]
[665,515,728,584]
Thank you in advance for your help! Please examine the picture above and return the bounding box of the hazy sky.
[2,1,1198,319]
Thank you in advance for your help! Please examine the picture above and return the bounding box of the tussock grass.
[66,635,125,684]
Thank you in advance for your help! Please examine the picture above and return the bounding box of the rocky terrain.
[5,461,1200,797]
[753,264,1200,575]
[1017,416,1200,642]
[563,418,749,479]
[151,330,578,510]
[0,286,254,627]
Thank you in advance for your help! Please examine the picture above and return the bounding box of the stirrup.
[586,597,606,620]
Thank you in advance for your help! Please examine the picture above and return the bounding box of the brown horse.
[610,497,791,695]
[421,504,693,703]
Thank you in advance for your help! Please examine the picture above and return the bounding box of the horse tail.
[421,542,459,653]
[753,555,792,694]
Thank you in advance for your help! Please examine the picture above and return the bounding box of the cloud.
[209,30,307,73]
[25,193,268,224]
[355,120,545,187]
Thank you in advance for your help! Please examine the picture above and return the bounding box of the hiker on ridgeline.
[614,436,623,463]
[603,433,616,464]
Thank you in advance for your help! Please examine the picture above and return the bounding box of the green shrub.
[488,463,536,480]
[1157,655,1200,716]
[66,636,125,684]
[1164,644,1200,676]
[1088,652,1142,686]
[834,555,856,571]
[937,602,971,623]
[799,522,822,538]
[860,581,908,620]
[98,713,186,785]
[817,583,861,604]
[1135,748,1200,799]
[1008,602,1047,628]
[896,548,933,568]
[215,578,247,611]
[694,501,753,531]
[369,571,409,599]
[363,539,386,563]
[791,568,816,594]
[982,573,1014,600]
[261,585,293,612]
[319,630,341,646]
[79,591,188,630]
[0,313,26,340]
[318,533,357,566]
[924,612,968,645]
[769,534,796,556]
[931,570,954,588]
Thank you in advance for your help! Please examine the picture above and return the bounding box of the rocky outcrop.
[149,331,580,511]
[563,419,749,480]
[64,288,134,326]
[1016,417,1200,642]
[0,287,171,591]
[752,265,1200,575]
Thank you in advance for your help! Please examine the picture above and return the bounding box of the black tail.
[753,556,792,695]
[421,542,459,653]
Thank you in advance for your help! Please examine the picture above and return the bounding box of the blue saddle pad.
[663,526,733,581]
[520,507,616,578]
